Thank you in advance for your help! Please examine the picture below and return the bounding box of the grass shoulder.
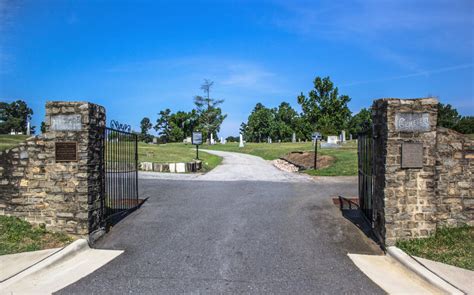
[396,225,473,270]
[0,134,29,152]
[0,216,73,255]
[138,142,222,172]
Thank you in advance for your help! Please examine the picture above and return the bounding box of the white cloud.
[342,63,474,87]
[221,63,276,88]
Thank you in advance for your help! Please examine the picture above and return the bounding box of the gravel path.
[139,150,315,183]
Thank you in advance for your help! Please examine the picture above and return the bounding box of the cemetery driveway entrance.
[58,151,383,294]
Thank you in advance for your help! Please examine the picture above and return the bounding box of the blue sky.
[1,0,473,137]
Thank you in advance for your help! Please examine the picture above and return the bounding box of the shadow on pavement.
[334,196,384,251]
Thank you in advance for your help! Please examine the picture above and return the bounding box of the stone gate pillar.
[371,98,438,246]
[44,102,106,235]
[0,101,105,236]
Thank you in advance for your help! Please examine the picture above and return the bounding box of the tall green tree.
[194,79,227,142]
[297,76,351,136]
[347,108,372,138]
[139,117,153,143]
[274,102,298,141]
[243,103,277,142]
[453,116,474,134]
[0,100,34,134]
[437,103,461,129]
[154,109,172,142]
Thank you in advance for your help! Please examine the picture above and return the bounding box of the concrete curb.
[387,246,464,295]
[0,239,90,289]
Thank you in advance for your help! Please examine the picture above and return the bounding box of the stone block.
[176,163,186,173]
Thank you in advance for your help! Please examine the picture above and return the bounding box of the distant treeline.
[240,76,473,142]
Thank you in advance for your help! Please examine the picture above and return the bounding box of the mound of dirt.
[281,151,334,170]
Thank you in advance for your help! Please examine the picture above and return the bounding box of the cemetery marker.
[312,132,321,169]
[192,131,203,160]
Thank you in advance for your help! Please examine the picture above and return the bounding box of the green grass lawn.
[0,134,29,152]
[138,142,222,172]
[396,226,474,270]
[0,216,73,255]
[205,141,358,176]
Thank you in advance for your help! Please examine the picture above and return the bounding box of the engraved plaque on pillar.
[51,114,82,131]
[55,142,78,162]
[401,143,423,168]
[395,113,430,132]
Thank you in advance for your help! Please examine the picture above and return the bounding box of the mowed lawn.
[206,141,358,176]
[138,142,222,172]
[0,134,29,151]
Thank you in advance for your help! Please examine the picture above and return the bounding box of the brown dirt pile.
[281,151,334,169]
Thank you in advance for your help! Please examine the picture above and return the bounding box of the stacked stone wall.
[0,102,105,236]
[435,127,474,227]
[371,98,473,246]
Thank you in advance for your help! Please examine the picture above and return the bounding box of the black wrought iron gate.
[358,128,374,224]
[100,127,139,226]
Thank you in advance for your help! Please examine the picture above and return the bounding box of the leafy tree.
[274,102,298,141]
[453,116,474,134]
[40,121,46,133]
[347,108,372,138]
[0,100,34,134]
[139,117,153,143]
[194,79,227,142]
[154,109,172,142]
[225,136,239,142]
[297,76,351,136]
[169,110,199,139]
[437,103,461,129]
[243,103,277,142]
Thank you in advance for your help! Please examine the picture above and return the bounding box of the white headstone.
[267,136,272,144]
[327,136,339,144]
[292,132,296,143]
[210,133,215,145]
[350,134,353,140]
[26,121,30,136]
[239,134,244,148]
[341,130,346,142]
[152,137,158,144]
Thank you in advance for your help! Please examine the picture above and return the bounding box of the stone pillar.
[44,102,106,235]
[372,98,438,246]
[239,134,244,148]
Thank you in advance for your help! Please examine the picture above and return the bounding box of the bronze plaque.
[401,143,423,168]
[55,142,78,162]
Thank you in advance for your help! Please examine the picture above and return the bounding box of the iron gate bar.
[101,127,139,224]
[357,127,374,224]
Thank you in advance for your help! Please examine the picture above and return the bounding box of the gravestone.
[292,132,296,143]
[327,136,339,144]
[341,130,346,142]
[321,135,340,149]
[152,137,158,144]
[267,137,272,144]
[239,134,244,148]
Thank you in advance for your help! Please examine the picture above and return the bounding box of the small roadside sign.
[192,132,203,145]
[312,132,321,140]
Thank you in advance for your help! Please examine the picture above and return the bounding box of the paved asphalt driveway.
[58,151,383,294]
